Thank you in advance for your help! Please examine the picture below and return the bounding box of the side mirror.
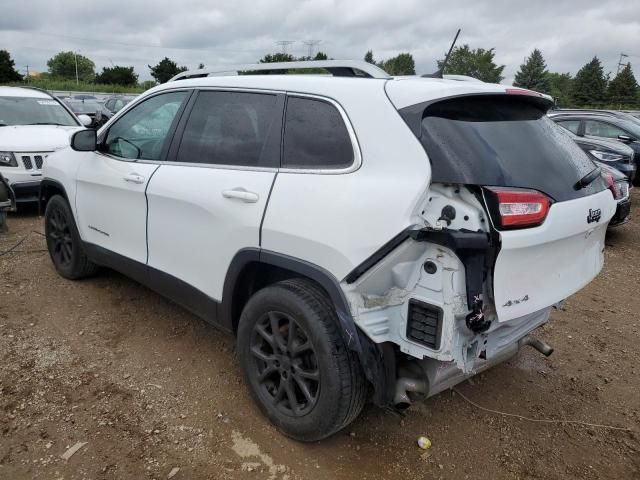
[77,114,92,127]
[71,129,97,152]
[618,134,633,143]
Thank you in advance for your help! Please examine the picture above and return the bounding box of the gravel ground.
[1,195,639,480]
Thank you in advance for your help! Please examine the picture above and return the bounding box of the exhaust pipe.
[393,377,427,409]
[518,335,554,357]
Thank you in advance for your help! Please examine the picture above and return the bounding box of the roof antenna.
[422,28,461,78]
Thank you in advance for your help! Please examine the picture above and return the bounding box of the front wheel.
[44,195,97,280]
[237,278,368,441]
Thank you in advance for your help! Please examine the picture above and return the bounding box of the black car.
[559,127,636,182]
[103,95,136,114]
[598,161,631,227]
[63,99,112,128]
[549,111,640,184]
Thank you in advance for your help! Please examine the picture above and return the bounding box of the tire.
[44,195,98,280]
[237,278,368,442]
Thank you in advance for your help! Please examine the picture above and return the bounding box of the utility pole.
[303,40,321,58]
[75,51,79,85]
[25,65,29,83]
[616,53,628,75]
[276,40,295,55]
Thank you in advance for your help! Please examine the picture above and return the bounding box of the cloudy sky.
[1,0,638,84]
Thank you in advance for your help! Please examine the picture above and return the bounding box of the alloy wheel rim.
[250,311,320,416]
[48,207,73,267]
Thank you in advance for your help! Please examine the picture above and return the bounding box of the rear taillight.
[603,172,615,198]
[485,187,550,229]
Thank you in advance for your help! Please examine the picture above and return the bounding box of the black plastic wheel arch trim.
[39,178,68,215]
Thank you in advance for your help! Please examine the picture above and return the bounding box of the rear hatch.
[391,86,617,322]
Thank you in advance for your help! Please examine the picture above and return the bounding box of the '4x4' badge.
[587,208,602,224]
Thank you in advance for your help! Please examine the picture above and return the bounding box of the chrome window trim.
[136,159,277,173]
[97,86,362,175]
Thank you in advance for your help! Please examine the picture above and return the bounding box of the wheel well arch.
[39,179,68,214]
[221,249,356,343]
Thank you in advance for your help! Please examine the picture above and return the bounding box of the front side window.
[104,91,187,160]
[176,91,278,167]
[282,96,354,169]
[584,120,626,139]
[0,96,78,126]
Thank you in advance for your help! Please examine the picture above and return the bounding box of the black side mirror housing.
[71,129,97,151]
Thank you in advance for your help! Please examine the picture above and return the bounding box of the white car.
[40,60,617,441]
[0,86,90,204]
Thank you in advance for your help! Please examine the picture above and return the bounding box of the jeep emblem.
[587,208,602,223]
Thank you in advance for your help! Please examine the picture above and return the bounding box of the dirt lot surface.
[1,196,639,480]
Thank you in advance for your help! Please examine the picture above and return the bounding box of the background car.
[63,98,112,128]
[103,95,136,114]
[599,162,631,227]
[549,110,640,184]
[558,126,636,182]
[0,86,88,204]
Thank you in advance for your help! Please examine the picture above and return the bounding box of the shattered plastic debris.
[60,441,88,460]
[417,436,432,449]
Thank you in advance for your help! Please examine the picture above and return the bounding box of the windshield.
[0,96,78,126]
[401,95,606,202]
[65,100,103,114]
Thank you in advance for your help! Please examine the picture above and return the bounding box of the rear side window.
[401,95,604,202]
[283,96,353,169]
[556,119,580,134]
[177,91,278,167]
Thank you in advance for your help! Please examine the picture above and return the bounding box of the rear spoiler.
[398,91,555,138]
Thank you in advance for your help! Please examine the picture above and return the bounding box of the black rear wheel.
[44,195,97,279]
[237,278,368,442]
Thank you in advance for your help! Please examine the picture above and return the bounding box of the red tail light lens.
[603,172,615,198]
[486,187,550,229]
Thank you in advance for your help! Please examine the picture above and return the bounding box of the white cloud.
[1,0,638,82]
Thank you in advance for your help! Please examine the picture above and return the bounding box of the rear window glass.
[403,95,604,202]
[283,96,353,169]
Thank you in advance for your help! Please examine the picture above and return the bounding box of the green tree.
[364,50,375,64]
[513,49,550,93]
[148,57,187,84]
[571,56,607,106]
[47,51,95,82]
[0,49,22,82]
[381,53,415,75]
[607,63,639,107]
[259,53,295,63]
[95,66,138,86]
[438,44,505,83]
[314,51,328,60]
[547,72,573,107]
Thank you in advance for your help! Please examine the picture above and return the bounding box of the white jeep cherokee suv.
[40,61,616,441]
[0,87,90,204]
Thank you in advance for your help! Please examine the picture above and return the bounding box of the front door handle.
[222,188,259,203]
[124,173,145,184]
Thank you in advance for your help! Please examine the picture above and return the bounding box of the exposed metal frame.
[169,60,391,82]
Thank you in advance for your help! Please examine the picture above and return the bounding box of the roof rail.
[169,60,391,82]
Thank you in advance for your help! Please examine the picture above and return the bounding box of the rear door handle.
[222,188,259,203]
[124,173,145,184]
